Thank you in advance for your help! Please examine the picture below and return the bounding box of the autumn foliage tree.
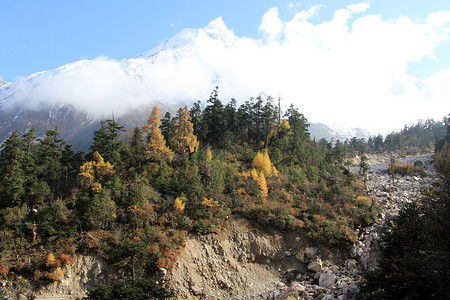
[251,169,268,200]
[170,106,199,155]
[252,150,277,177]
[142,106,174,163]
[78,151,115,192]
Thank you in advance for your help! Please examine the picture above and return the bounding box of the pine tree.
[0,130,26,207]
[129,128,146,168]
[143,107,174,164]
[200,87,226,145]
[36,128,65,199]
[90,119,126,166]
[171,106,199,155]
[160,112,175,142]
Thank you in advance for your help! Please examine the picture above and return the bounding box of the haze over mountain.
[1,3,449,147]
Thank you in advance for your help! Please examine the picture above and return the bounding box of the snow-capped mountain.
[0,18,239,148]
[0,77,6,89]
[0,17,373,148]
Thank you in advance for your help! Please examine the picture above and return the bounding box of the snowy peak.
[202,17,236,45]
[137,17,236,59]
[0,76,6,88]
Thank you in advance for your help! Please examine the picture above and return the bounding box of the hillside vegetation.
[0,89,379,296]
[0,88,448,298]
[362,128,450,299]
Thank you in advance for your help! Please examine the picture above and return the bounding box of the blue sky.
[1,1,450,133]
[1,0,450,82]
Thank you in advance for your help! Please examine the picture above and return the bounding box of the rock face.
[3,255,113,300]
[167,217,307,299]
[167,215,366,299]
[168,153,436,299]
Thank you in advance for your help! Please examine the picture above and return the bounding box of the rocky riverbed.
[260,153,436,300]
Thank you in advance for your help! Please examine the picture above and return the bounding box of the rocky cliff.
[2,154,435,299]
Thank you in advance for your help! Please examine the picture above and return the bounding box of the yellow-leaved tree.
[174,196,186,211]
[252,150,277,177]
[170,106,199,155]
[143,106,174,163]
[78,151,115,192]
[251,168,268,200]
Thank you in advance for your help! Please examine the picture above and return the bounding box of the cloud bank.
[4,2,450,134]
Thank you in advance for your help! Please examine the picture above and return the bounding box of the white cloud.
[259,7,284,43]
[427,10,450,28]
[4,3,450,135]
[347,2,370,14]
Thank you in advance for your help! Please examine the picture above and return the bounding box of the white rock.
[305,246,317,258]
[319,273,336,288]
[308,258,323,273]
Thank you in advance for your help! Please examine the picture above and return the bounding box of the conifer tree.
[0,130,26,207]
[129,128,146,168]
[90,119,126,166]
[78,151,115,191]
[143,106,174,164]
[251,168,268,200]
[198,87,227,145]
[171,106,199,155]
[252,150,275,177]
[36,128,65,198]
[160,112,175,142]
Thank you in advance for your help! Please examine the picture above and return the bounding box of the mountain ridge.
[0,18,372,149]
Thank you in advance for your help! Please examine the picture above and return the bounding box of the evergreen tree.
[285,104,310,164]
[36,128,65,199]
[160,112,175,142]
[262,96,278,148]
[128,128,146,168]
[189,100,203,136]
[0,130,26,207]
[200,87,226,146]
[90,119,126,166]
[61,144,85,193]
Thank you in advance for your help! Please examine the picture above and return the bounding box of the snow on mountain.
[0,17,240,117]
[137,17,237,60]
[0,76,6,88]
[0,17,381,148]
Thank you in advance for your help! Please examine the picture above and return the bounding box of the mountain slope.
[0,18,370,148]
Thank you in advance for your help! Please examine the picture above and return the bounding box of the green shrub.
[86,278,172,300]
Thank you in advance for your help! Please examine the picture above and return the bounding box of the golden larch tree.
[252,150,276,177]
[251,168,268,200]
[78,151,115,192]
[171,106,199,154]
[143,106,174,163]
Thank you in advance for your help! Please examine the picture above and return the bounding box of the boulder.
[319,272,336,288]
[279,282,305,300]
[308,258,323,273]
[304,246,317,258]
[296,249,306,262]
[347,259,357,272]
[191,285,203,296]
[347,283,360,299]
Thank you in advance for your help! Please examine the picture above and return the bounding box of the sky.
[1,0,450,134]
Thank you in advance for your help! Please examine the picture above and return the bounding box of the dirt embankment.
[166,216,354,299]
